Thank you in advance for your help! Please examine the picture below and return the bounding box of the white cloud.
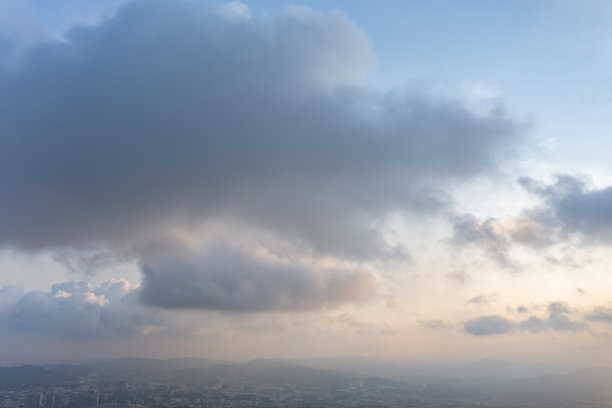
[218,1,251,21]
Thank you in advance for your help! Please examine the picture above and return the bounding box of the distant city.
[1,357,611,408]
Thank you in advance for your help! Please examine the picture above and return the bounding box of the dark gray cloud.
[464,315,514,336]
[139,243,377,311]
[0,0,520,260]
[0,279,165,338]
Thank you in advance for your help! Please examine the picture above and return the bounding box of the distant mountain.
[0,365,74,390]
[295,356,436,381]
[57,357,396,391]
[296,356,572,382]
[87,357,216,374]
[210,358,300,377]
[42,362,95,377]
[192,358,366,390]
[43,357,378,391]
[236,358,362,390]
[499,366,612,402]
[441,358,566,380]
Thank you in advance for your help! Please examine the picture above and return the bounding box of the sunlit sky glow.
[1,0,612,365]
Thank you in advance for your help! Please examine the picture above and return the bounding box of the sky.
[1,0,612,365]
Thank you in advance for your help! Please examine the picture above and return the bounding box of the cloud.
[449,174,612,267]
[0,0,43,65]
[218,1,251,21]
[0,0,520,261]
[452,175,612,270]
[139,242,377,311]
[465,302,588,336]
[451,210,553,268]
[453,175,612,268]
[518,316,549,333]
[586,308,612,325]
[519,302,586,333]
[0,261,375,339]
[519,175,612,244]
[464,315,514,336]
[451,215,513,267]
[52,247,121,276]
[0,279,166,338]
[467,294,496,305]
